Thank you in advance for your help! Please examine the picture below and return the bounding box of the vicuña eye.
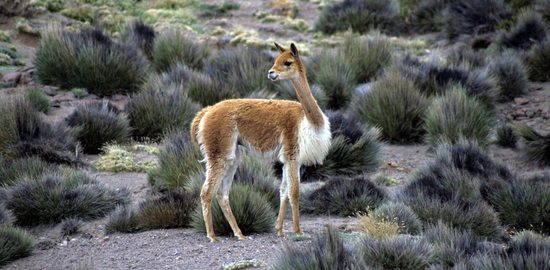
[284,61,293,66]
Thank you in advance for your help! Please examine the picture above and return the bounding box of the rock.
[59,240,68,247]
[43,86,59,96]
[514,97,529,105]
[99,236,109,244]
[81,232,93,239]
[2,71,21,84]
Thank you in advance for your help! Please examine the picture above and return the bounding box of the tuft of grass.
[233,156,280,209]
[105,205,140,234]
[410,0,448,33]
[359,235,435,269]
[66,101,131,154]
[447,44,487,67]
[59,218,83,236]
[487,50,529,102]
[373,173,399,186]
[70,88,89,99]
[127,20,156,60]
[6,172,130,226]
[357,214,401,239]
[94,145,157,173]
[372,202,423,235]
[444,0,512,39]
[272,226,365,270]
[315,0,400,34]
[152,30,209,72]
[0,226,34,266]
[126,82,200,140]
[34,27,148,96]
[136,189,197,230]
[24,88,50,113]
[0,156,56,186]
[301,176,387,216]
[192,184,275,236]
[326,110,365,145]
[0,204,14,226]
[147,132,203,190]
[423,87,493,146]
[340,35,393,83]
[515,124,550,166]
[315,50,358,110]
[499,9,547,50]
[199,1,240,17]
[536,0,550,23]
[495,124,518,148]
[355,71,429,143]
[527,38,550,82]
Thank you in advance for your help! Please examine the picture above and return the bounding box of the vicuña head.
[191,42,331,242]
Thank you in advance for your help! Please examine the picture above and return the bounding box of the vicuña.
[191,43,331,242]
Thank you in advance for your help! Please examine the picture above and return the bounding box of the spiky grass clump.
[192,184,275,236]
[527,38,550,81]
[0,226,34,266]
[372,202,423,234]
[341,35,393,83]
[488,178,550,233]
[316,0,400,34]
[136,189,197,230]
[59,218,83,236]
[152,31,208,72]
[34,27,148,96]
[357,214,401,239]
[410,0,448,33]
[355,72,429,143]
[536,0,550,23]
[24,88,50,113]
[126,83,200,140]
[0,0,30,17]
[233,156,279,209]
[487,51,529,102]
[500,9,547,50]
[301,127,381,181]
[0,204,14,226]
[423,87,493,146]
[0,156,56,186]
[301,176,386,216]
[148,132,203,190]
[515,124,550,166]
[495,124,518,148]
[6,172,130,226]
[326,110,365,144]
[272,226,365,270]
[444,0,512,39]
[127,20,155,60]
[66,101,131,154]
[315,50,358,110]
[104,205,140,234]
[0,97,77,165]
[447,44,487,67]
[359,235,435,269]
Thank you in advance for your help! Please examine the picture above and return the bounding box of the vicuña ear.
[290,43,299,57]
[274,42,285,53]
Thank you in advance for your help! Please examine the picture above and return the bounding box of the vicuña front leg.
[288,162,302,235]
[275,166,289,237]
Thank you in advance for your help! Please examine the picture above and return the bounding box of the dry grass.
[357,214,401,239]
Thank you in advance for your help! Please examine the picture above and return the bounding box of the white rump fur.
[297,114,331,166]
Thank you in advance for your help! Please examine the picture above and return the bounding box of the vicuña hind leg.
[275,164,290,237]
[216,146,246,240]
[200,161,224,242]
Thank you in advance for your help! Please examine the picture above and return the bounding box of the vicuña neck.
[291,64,325,128]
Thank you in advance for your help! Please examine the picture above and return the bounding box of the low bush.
[446,44,487,67]
[66,101,131,154]
[301,176,386,216]
[357,214,401,239]
[355,72,429,143]
[34,27,148,96]
[126,83,200,140]
[372,202,423,234]
[6,172,130,226]
[410,0,448,33]
[359,235,435,269]
[127,20,155,60]
[495,124,518,148]
[137,189,197,230]
[315,50,358,110]
[499,9,547,50]
[24,89,50,113]
[423,88,493,146]
[515,124,550,166]
[326,110,365,144]
[487,51,529,102]
[147,132,203,190]
[0,226,34,266]
[272,226,365,270]
[444,0,512,39]
[527,38,550,81]
[0,156,56,186]
[316,0,400,34]
[0,204,14,226]
[152,31,208,72]
[341,35,393,83]
[105,205,140,234]
[59,218,83,236]
[508,230,550,254]
[192,184,275,236]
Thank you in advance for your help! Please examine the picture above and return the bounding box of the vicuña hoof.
[207,235,218,243]
[276,229,285,237]
[236,234,248,241]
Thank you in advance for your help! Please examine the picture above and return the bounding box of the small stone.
[2,71,21,84]
[59,240,68,247]
[514,97,529,105]
[98,236,110,244]
[388,161,399,167]
[43,86,59,96]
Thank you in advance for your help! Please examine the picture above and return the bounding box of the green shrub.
[24,88,50,113]
[410,0,448,33]
[105,205,140,234]
[126,83,200,140]
[0,205,14,226]
[272,226,365,270]
[302,176,386,216]
[445,0,512,39]
[0,226,34,266]
[515,124,550,166]
[424,88,493,146]
[508,230,550,253]
[341,35,393,83]
[34,27,149,96]
[316,50,358,110]
[495,124,518,148]
[6,172,130,226]
[59,218,83,236]
[136,189,197,229]
[499,9,547,50]
[359,235,435,269]
[0,156,56,186]
[316,0,400,34]
[487,51,529,102]
[355,72,429,143]
[148,132,203,190]
[527,38,550,81]
[153,30,208,72]
[192,184,275,236]
[372,202,423,234]
[66,101,131,154]
[70,88,89,99]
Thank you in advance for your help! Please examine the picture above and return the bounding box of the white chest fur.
[296,115,332,166]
